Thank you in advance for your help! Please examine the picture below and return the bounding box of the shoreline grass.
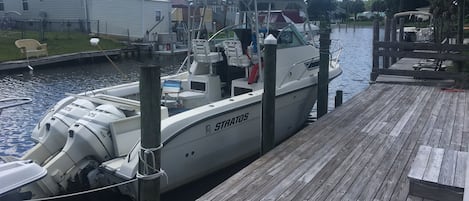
[0,30,125,62]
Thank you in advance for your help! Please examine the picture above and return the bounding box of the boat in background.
[394,11,433,42]
[0,6,341,201]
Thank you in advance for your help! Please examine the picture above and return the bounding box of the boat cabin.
[161,24,308,112]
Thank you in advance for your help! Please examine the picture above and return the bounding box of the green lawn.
[0,30,125,62]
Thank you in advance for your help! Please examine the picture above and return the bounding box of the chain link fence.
[0,17,140,42]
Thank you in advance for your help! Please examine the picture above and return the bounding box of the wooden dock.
[198,83,469,201]
[0,49,125,71]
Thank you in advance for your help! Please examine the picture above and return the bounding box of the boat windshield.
[275,24,307,49]
[209,23,307,50]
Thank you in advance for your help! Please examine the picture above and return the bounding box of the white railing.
[279,40,343,87]
[279,56,320,87]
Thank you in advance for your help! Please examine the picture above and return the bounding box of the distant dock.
[0,49,125,71]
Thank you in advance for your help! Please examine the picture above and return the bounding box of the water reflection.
[328,26,375,110]
[0,56,184,157]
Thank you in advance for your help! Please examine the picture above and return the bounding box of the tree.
[371,0,387,13]
[307,0,337,21]
[383,0,430,15]
[430,0,458,42]
[338,0,365,20]
[339,0,365,20]
[351,0,366,20]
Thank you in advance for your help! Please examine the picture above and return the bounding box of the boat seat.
[192,39,222,63]
[161,79,182,107]
[179,91,205,99]
[223,40,251,68]
[178,91,207,108]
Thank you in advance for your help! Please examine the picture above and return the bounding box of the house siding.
[0,1,23,17]
[2,0,85,20]
[89,0,171,39]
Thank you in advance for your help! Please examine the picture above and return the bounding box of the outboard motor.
[22,99,95,165]
[22,104,125,198]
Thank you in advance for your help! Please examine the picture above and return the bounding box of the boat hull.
[106,81,318,198]
[163,85,317,190]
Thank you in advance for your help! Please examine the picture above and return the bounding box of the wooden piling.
[384,18,391,69]
[335,90,343,108]
[317,21,331,118]
[371,20,380,82]
[399,18,405,42]
[391,18,397,64]
[261,34,277,155]
[138,65,161,201]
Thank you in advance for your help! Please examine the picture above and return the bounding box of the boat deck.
[198,83,469,201]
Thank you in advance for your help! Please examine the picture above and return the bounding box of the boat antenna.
[253,0,262,81]
[266,3,271,35]
[303,0,314,42]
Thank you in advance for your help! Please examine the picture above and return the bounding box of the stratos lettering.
[214,113,249,132]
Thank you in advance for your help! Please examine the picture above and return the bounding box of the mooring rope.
[25,178,137,201]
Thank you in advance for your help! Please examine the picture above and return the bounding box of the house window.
[22,0,29,11]
[155,10,161,21]
[0,0,4,11]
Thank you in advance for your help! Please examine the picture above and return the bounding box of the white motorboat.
[1,13,341,200]
[394,11,434,42]
[0,160,46,200]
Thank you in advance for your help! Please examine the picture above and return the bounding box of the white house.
[0,0,171,40]
[0,0,86,20]
[88,0,171,40]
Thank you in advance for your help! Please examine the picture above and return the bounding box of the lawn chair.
[15,39,48,58]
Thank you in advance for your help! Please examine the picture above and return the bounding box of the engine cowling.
[23,104,126,197]
[22,99,95,165]
[65,104,125,162]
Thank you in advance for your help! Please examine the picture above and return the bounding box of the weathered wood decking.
[408,145,467,201]
[198,83,469,201]
[0,49,124,71]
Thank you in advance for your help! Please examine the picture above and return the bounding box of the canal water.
[0,26,375,200]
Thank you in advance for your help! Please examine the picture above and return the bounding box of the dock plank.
[454,151,467,188]
[408,146,432,180]
[359,87,439,201]
[340,86,431,201]
[242,85,406,200]
[426,91,452,148]
[370,88,445,201]
[202,84,390,201]
[450,92,465,151]
[439,149,457,186]
[422,147,444,183]
[305,86,419,201]
[197,84,469,201]
[301,85,415,201]
[439,92,458,148]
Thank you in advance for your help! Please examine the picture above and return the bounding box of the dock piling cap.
[264,34,277,45]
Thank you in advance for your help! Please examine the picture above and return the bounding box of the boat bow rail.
[279,56,320,87]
